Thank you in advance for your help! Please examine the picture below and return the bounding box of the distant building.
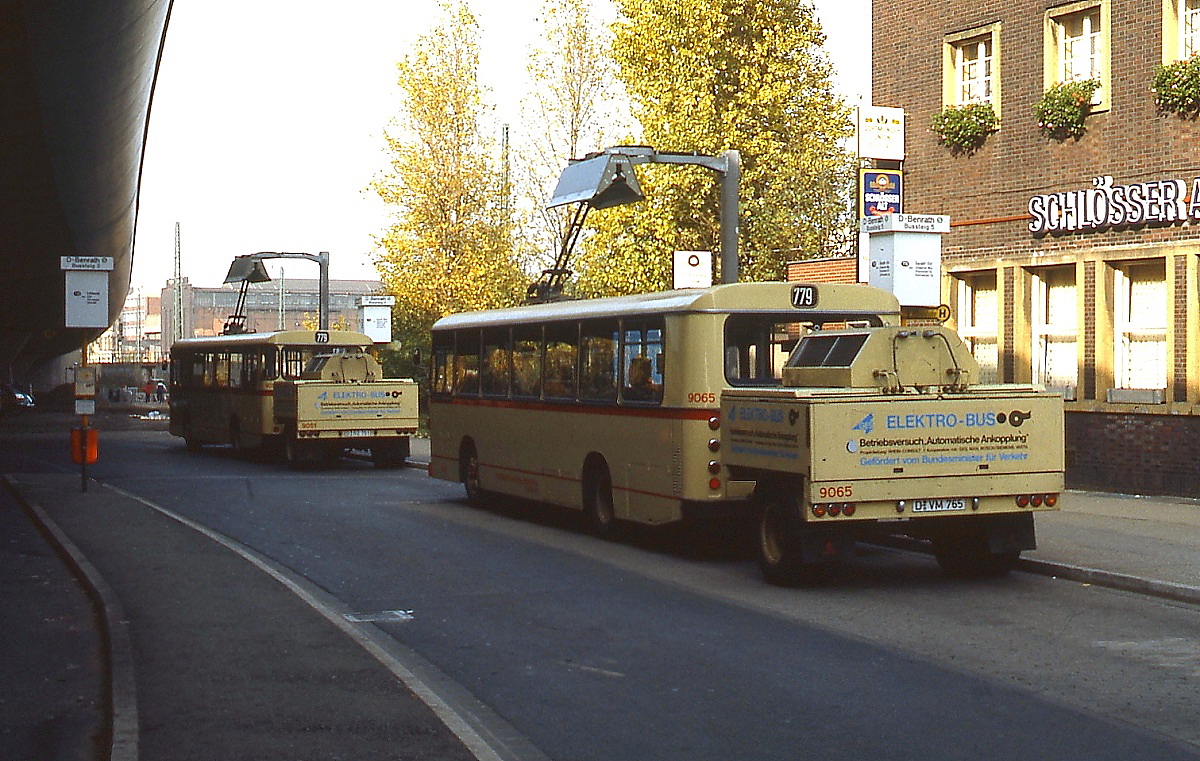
[158,278,386,354]
[90,290,163,364]
[873,0,1200,495]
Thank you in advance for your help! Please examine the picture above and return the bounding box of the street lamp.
[528,146,741,303]
[222,251,330,334]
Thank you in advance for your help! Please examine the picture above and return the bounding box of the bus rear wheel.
[584,460,617,539]
[460,442,485,505]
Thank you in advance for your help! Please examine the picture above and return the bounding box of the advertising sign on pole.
[856,106,906,160]
[860,169,903,218]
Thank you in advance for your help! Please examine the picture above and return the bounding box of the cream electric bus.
[430,281,1065,584]
[169,329,377,454]
[429,282,900,532]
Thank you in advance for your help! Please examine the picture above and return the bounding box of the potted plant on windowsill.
[1152,54,1200,117]
[930,102,999,153]
[1034,79,1100,139]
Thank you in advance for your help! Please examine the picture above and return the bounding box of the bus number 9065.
[688,392,717,404]
[818,484,854,499]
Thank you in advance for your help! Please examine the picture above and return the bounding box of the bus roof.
[171,329,374,350]
[432,282,902,331]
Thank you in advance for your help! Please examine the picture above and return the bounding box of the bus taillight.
[708,415,720,431]
[707,460,721,474]
[708,477,721,491]
[708,438,720,452]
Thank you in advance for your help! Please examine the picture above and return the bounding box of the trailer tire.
[372,439,408,468]
[283,427,307,470]
[755,480,815,586]
[933,527,1020,578]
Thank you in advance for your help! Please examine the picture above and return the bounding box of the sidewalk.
[1,419,1198,760]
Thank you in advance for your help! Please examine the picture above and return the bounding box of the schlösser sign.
[1028,175,1200,235]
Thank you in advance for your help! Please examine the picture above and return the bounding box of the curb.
[1018,557,1200,606]
[877,534,1200,605]
[2,476,139,761]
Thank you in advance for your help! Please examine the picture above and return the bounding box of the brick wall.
[786,257,858,283]
[1067,411,1200,494]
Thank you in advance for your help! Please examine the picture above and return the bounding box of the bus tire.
[755,481,813,587]
[584,458,618,539]
[182,417,202,452]
[460,441,485,505]
[229,418,245,455]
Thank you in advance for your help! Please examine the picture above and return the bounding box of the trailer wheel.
[283,427,307,470]
[371,438,410,468]
[933,529,1020,578]
[755,481,815,586]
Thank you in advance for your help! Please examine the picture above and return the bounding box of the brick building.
[872,0,1200,495]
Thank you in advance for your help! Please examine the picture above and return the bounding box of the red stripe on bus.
[430,396,715,420]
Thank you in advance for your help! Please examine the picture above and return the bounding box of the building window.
[1114,261,1167,391]
[1164,0,1200,61]
[1045,1,1110,109]
[1032,267,1078,397]
[944,24,1002,112]
[956,272,999,384]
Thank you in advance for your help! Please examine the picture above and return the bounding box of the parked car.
[1,384,35,415]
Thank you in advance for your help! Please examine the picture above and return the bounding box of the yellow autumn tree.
[573,0,855,296]
[372,1,527,352]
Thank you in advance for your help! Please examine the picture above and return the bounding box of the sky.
[131,0,871,294]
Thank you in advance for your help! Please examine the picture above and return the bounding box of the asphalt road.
[6,420,1200,760]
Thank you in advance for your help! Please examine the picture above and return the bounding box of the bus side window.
[622,320,664,404]
[481,328,511,398]
[455,330,480,396]
[261,348,278,381]
[203,353,217,387]
[512,326,542,399]
[243,351,261,387]
[229,352,243,389]
[431,333,454,395]
[580,320,618,403]
[543,322,578,400]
